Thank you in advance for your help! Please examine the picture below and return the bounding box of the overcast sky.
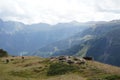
[0,0,120,24]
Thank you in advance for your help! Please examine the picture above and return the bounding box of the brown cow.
[5,59,9,63]
[22,56,24,59]
[83,57,93,60]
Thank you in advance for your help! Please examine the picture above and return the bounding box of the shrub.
[47,62,78,76]
[103,75,120,80]
[0,49,8,57]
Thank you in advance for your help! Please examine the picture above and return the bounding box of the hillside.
[0,19,90,56]
[86,28,120,66]
[0,56,120,80]
[35,20,120,66]
[52,28,120,66]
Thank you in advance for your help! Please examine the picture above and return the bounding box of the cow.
[5,59,9,63]
[67,60,74,64]
[22,56,24,59]
[83,57,93,60]
[58,56,66,61]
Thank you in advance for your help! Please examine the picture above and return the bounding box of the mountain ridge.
[34,20,120,66]
[0,19,90,56]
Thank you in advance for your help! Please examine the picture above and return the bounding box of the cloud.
[95,0,120,14]
[0,0,120,24]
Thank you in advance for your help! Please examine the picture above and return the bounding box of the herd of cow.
[2,56,93,65]
[2,56,25,63]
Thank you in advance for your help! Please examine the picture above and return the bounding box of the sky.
[0,0,120,24]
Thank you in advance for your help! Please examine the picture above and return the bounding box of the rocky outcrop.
[50,56,86,65]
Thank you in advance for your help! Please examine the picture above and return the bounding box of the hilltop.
[0,56,120,80]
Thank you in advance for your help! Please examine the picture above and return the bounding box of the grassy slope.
[0,56,120,80]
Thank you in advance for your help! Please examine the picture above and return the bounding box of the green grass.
[88,75,120,80]
[47,62,78,76]
[103,75,120,80]
[0,56,120,80]
[76,45,90,57]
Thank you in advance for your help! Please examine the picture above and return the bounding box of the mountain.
[1,18,120,66]
[33,21,107,56]
[0,19,90,56]
[86,28,120,66]
[35,20,120,66]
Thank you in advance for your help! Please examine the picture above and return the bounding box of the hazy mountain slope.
[0,19,89,56]
[61,20,120,66]
[36,20,120,66]
[86,28,120,66]
[34,21,111,56]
